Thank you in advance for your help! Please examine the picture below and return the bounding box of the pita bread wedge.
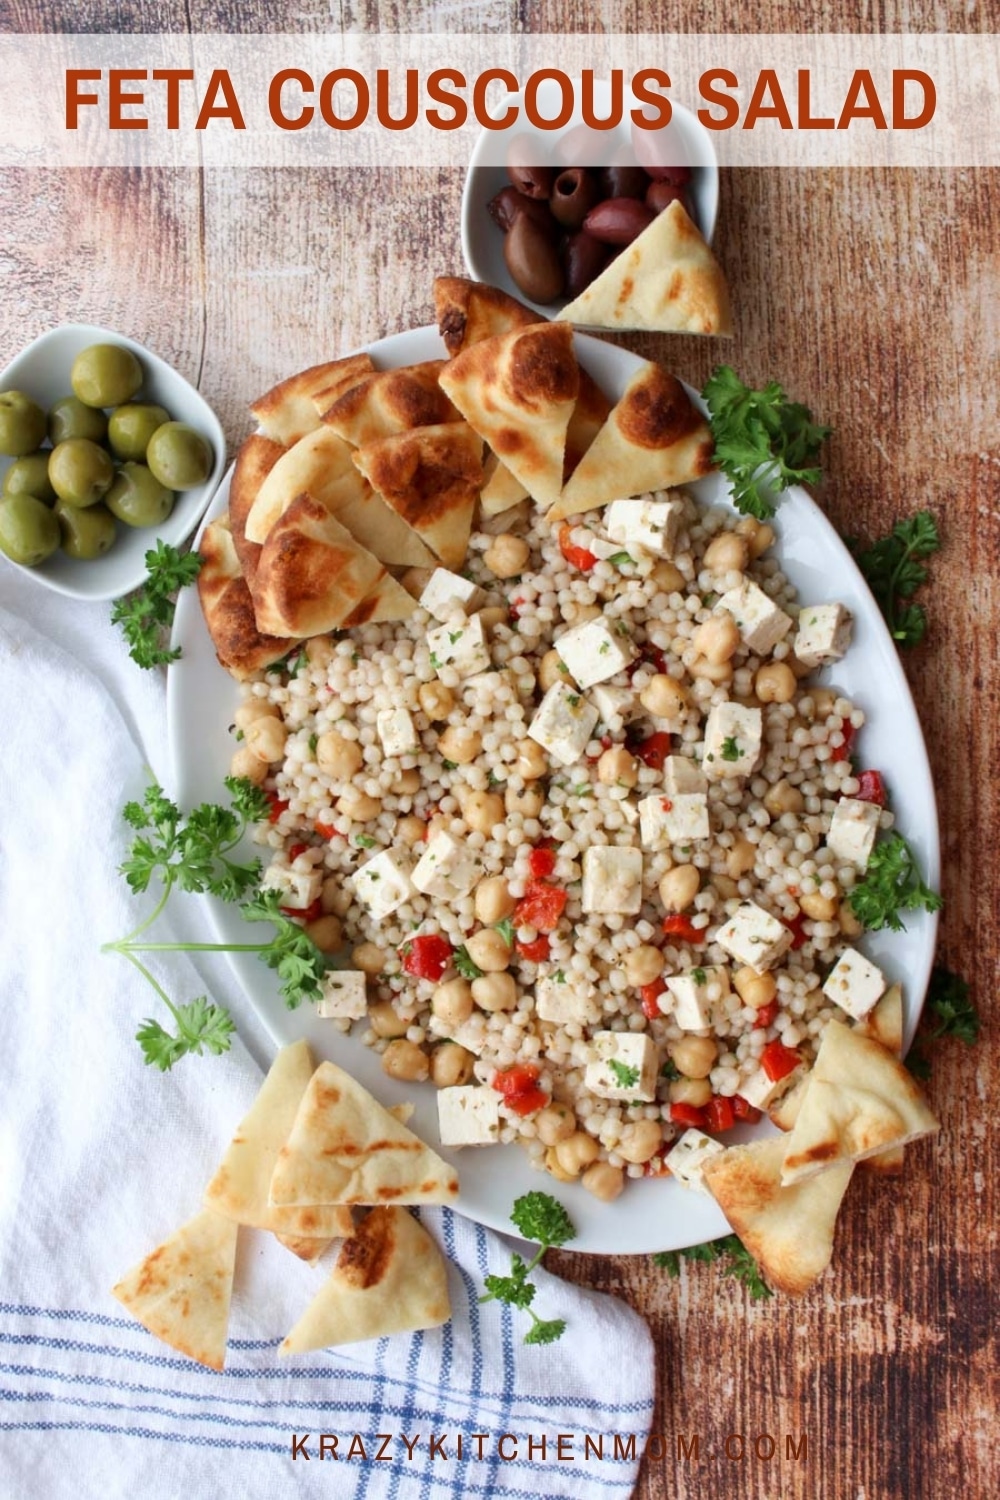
[434,275,538,356]
[353,423,483,569]
[280,1206,450,1353]
[550,361,714,520]
[557,198,733,336]
[565,369,612,478]
[702,1136,854,1297]
[111,1207,238,1370]
[252,495,387,639]
[855,985,906,1176]
[197,516,298,675]
[478,452,529,518]
[321,361,460,446]
[274,1232,336,1265]
[781,1020,939,1186]
[229,433,285,586]
[439,323,579,509]
[269,1060,460,1209]
[251,354,374,445]
[769,1072,811,1133]
[340,572,418,627]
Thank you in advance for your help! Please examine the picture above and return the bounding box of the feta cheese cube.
[738,1063,803,1110]
[604,495,684,558]
[427,614,491,679]
[262,862,321,911]
[638,792,710,850]
[527,682,599,767]
[555,617,636,690]
[702,702,763,781]
[411,829,482,900]
[376,707,419,759]
[664,965,731,1030]
[581,846,643,914]
[535,971,602,1027]
[826,797,881,869]
[794,604,853,670]
[664,754,707,796]
[590,683,641,727]
[666,1128,725,1194]
[419,567,485,622]
[585,1031,659,1102]
[716,901,793,973]
[437,1085,501,1147]
[352,849,415,920]
[716,580,793,655]
[316,969,368,1021]
[822,946,886,1020]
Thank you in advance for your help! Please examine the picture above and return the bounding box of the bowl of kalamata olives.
[461,83,718,317]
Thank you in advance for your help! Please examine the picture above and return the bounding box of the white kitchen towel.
[0,571,655,1500]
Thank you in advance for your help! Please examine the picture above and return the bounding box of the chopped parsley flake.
[720,736,741,762]
[691,967,707,985]
[607,1059,640,1089]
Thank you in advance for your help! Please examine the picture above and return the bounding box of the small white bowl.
[462,79,719,319]
[0,323,226,602]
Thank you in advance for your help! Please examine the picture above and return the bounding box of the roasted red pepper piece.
[280,896,323,924]
[265,791,289,823]
[516,934,551,963]
[760,1039,801,1082]
[287,843,309,864]
[399,934,453,982]
[661,914,706,945]
[558,523,597,572]
[753,998,780,1030]
[784,911,809,950]
[731,1094,763,1123]
[633,731,673,770]
[492,1062,548,1116]
[704,1095,736,1133]
[670,1102,708,1130]
[640,977,667,1019]
[314,820,337,840]
[515,881,568,933]
[831,718,856,762]
[527,846,558,879]
[854,769,887,807]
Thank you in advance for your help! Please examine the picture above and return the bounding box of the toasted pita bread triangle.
[854,984,906,1175]
[197,516,298,675]
[252,495,386,639]
[565,368,612,478]
[557,199,732,336]
[768,1072,811,1133]
[251,354,374,445]
[434,275,538,356]
[781,1020,939,1186]
[439,323,578,510]
[274,1232,336,1264]
[269,1060,460,1209]
[280,1206,451,1353]
[550,361,714,520]
[702,1136,853,1297]
[479,453,529,518]
[111,1208,238,1370]
[340,573,417,628]
[230,433,285,586]
[321,361,460,446]
[244,427,367,545]
[353,423,483,569]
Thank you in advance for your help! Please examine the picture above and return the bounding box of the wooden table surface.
[3,4,997,1497]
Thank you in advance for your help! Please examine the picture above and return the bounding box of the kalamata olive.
[563,232,611,298]
[599,165,650,200]
[583,197,656,247]
[503,214,565,304]
[645,164,692,185]
[550,168,601,230]
[487,186,557,236]
[646,180,691,216]
[506,164,555,199]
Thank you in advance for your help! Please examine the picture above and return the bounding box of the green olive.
[48,438,115,508]
[0,493,60,566]
[0,390,48,457]
[146,422,213,491]
[105,462,174,527]
[3,452,56,504]
[70,343,143,409]
[48,395,109,446]
[107,403,171,461]
[55,498,117,560]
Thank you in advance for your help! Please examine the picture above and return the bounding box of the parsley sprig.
[655,1233,773,1301]
[111,542,202,669]
[850,511,940,648]
[703,366,830,521]
[480,1192,575,1345]
[849,832,942,933]
[906,966,979,1079]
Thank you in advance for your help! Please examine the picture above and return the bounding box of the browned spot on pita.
[619,369,705,451]
[433,275,538,356]
[229,433,285,586]
[197,516,296,678]
[337,1210,399,1290]
[618,276,634,303]
[509,327,578,410]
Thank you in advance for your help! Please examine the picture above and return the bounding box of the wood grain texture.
[1,7,997,1499]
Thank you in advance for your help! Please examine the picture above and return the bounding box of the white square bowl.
[0,323,226,602]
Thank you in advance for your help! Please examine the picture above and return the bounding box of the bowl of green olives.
[0,324,225,600]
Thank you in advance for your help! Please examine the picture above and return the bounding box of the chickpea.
[234,698,281,731]
[712,873,739,900]
[651,560,686,592]
[689,655,733,686]
[418,681,455,720]
[337,788,381,822]
[733,966,777,1010]
[597,745,638,787]
[704,531,749,574]
[515,738,547,779]
[245,716,288,764]
[582,1161,625,1202]
[535,1102,577,1147]
[539,648,572,691]
[474,876,516,924]
[437,724,482,764]
[553,1131,600,1177]
[810,687,838,718]
[799,890,838,922]
[616,1118,663,1165]
[394,768,421,795]
[229,745,268,784]
[472,972,518,1012]
[466,928,512,973]
[726,837,756,878]
[838,900,863,938]
[368,1001,408,1038]
[316,730,363,778]
[545,1146,576,1184]
[304,914,343,953]
[462,790,505,835]
[506,783,544,818]
[430,1041,475,1088]
[397,815,427,847]
[572,603,602,624]
[432,977,474,1028]
[669,1076,712,1107]
[669,1035,718,1079]
[659,863,700,912]
[352,941,385,976]
[624,945,663,987]
[483,532,530,579]
[381,1038,430,1083]
[736,516,776,559]
[755,661,797,704]
[305,634,336,667]
[478,605,509,632]
[693,614,741,665]
[640,673,689,720]
[320,874,347,915]
[763,778,805,817]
